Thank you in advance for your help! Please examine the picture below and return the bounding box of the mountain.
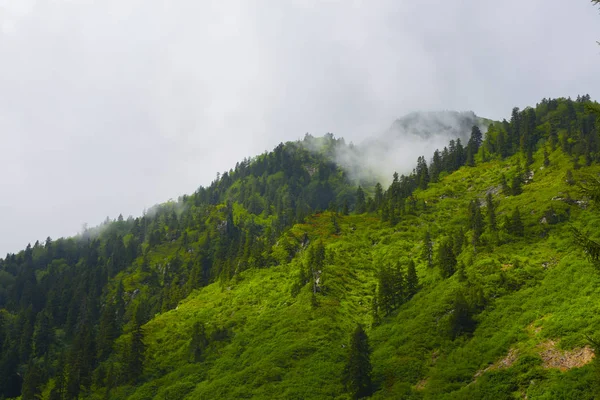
[1,95,600,399]
[388,110,486,141]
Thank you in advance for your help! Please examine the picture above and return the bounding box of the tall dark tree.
[127,303,146,383]
[416,156,430,190]
[343,324,372,399]
[437,236,457,278]
[406,259,419,298]
[449,291,476,339]
[468,200,484,245]
[422,230,433,268]
[486,193,497,231]
[510,207,525,237]
[189,321,209,363]
[355,186,366,214]
[21,360,42,400]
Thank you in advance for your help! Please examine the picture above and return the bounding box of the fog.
[1,0,599,255]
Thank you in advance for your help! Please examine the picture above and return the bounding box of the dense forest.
[2,95,600,399]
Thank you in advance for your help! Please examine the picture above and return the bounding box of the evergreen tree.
[127,303,146,383]
[355,186,366,214]
[449,291,475,339]
[189,321,209,363]
[416,156,430,190]
[391,263,405,307]
[33,311,52,359]
[377,266,395,316]
[373,183,384,210]
[406,259,418,298]
[97,300,118,362]
[437,237,457,278]
[500,174,510,195]
[22,360,42,400]
[343,324,372,399]
[510,207,525,237]
[511,173,523,196]
[422,230,433,268]
[565,169,575,186]
[468,200,484,245]
[485,193,497,231]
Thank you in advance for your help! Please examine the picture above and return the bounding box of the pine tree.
[127,303,146,383]
[391,263,405,307]
[486,193,497,231]
[97,301,118,361]
[422,230,433,268]
[416,156,430,189]
[33,311,52,359]
[469,200,484,245]
[565,169,575,186]
[343,324,372,399]
[22,359,42,400]
[377,266,395,316]
[49,353,66,400]
[511,173,523,195]
[189,322,208,363]
[437,237,457,278]
[449,291,475,339]
[500,174,510,195]
[510,207,525,237]
[406,259,418,298]
[355,186,366,214]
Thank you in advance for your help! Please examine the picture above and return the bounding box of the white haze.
[1,0,599,255]
[334,111,488,185]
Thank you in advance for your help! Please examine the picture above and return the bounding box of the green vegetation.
[2,95,600,399]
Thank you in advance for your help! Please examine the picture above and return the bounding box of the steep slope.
[1,95,599,399]
[97,144,600,400]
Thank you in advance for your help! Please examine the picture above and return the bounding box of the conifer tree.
[500,174,510,195]
[127,303,146,383]
[391,263,405,307]
[511,171,523,196]
[422,230,433,268]
[406,259,419,298]
[486,193,497,231]
[377,266,395,316]
[449,291,475,339]
[97,301,118,361]
[189,321,209,363]
[469,200,484,245]
[437,237,457,278]
[22,359,42,400]
[343,324,372,399]
[510,207,525,237]
[355,186,366,214]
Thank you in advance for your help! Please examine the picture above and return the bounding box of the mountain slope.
[1,95,600,399]
[102,144,600,400]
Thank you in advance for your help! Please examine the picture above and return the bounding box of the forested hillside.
[2,95,600,399]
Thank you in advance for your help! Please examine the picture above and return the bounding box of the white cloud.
[0,0,599,254]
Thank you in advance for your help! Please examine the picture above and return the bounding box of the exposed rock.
[538,339,594,371]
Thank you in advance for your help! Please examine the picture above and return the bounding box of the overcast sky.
[0,0,599,255]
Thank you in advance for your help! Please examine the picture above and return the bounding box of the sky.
[0,0,599,255]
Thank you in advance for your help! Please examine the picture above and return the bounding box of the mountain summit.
[388,110,484,141]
